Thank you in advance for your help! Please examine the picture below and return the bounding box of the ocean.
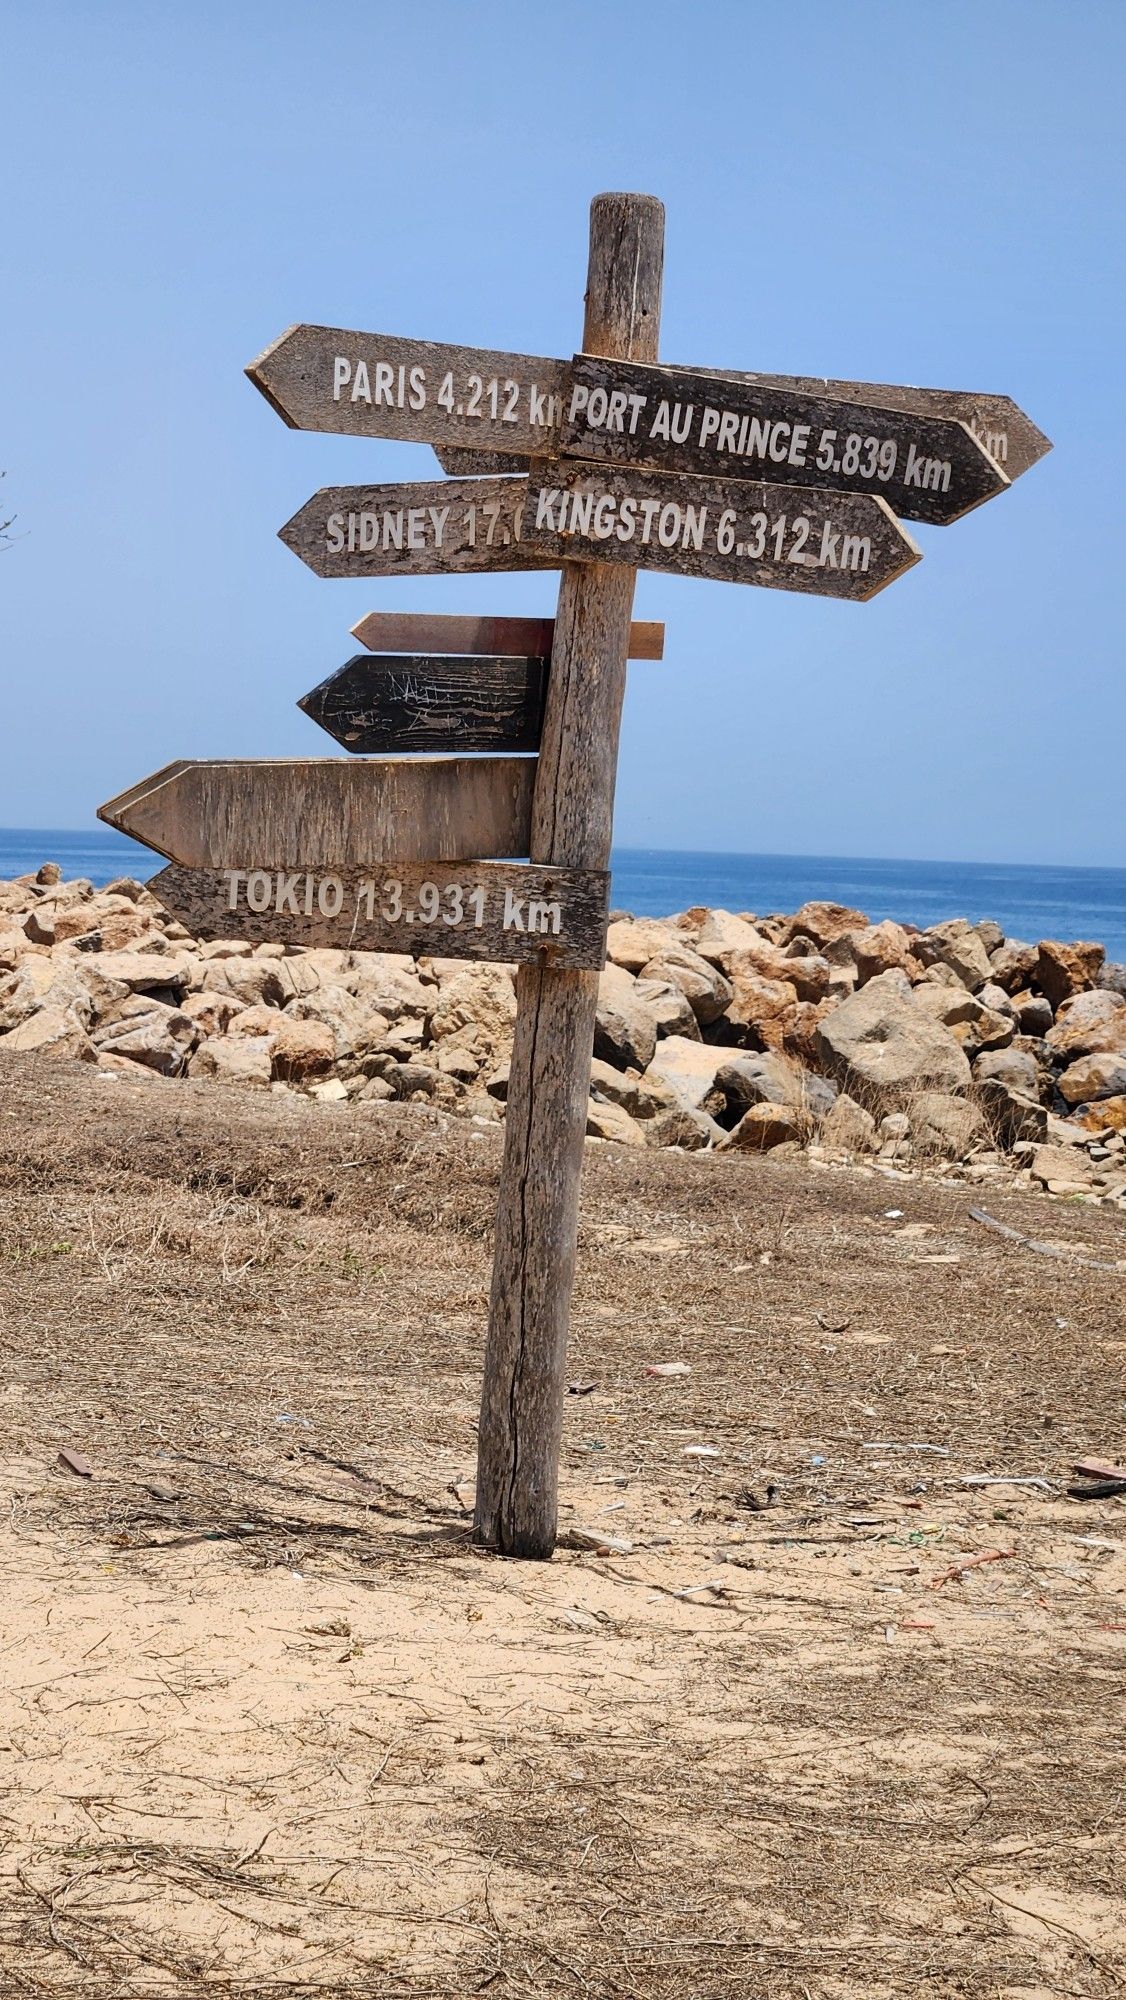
[2,828,1124,961]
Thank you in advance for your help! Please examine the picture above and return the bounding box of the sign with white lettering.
[522,464,919,599]
[247,327,568,457]
[279,475,552,579]
[150,860,609,971]
[98,757,535,867]
[560,356,1008,525]
[721,374,1051,482]
[300,653,549,755]
[350,611,664,660]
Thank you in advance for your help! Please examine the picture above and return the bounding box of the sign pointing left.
[247,326,568,457]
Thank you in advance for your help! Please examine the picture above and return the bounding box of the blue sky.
[2,0,1122,865]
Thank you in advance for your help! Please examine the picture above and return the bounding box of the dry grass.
[0,1051,1123,1998]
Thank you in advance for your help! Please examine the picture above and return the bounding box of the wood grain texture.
[279,475,553,580]
[562,354,1008,526]
[247,325,567,456]
[150,861,609,971]
[433,445,533,477]
[522,463,920,599]
[350,611,664,661]
[98,758,536,868]
[299,654,548,755]
[474,192,664,1562]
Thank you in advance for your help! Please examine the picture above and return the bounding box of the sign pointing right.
[560,355,1010,525]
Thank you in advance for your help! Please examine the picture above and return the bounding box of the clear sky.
[2,1,1123,866]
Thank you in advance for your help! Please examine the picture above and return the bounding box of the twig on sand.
[968,1206,1122,1274]
[929,1549,1016,1590]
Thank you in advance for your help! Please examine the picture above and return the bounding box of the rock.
[95,951,191,994]
[589,1057,647,1116]
[976,1077,1047,1148]
[605,917,682,973]
[913,984,986,1028]
[908,1090,985,1160]
[270,1017,336,1083]
[799,1072,839,1119]
[988,938,1038,992]
[1,1007,97,1062]
[1029,1144,1095,1192]
[351,954,434,1020]
[1057,1051,1126,1104]
[1045,990,1126,1059]
[851,920,918,984]
[310,1077,349,1104]
[974,919,1006,954]
[880,1112,911,1140]
[638,945,732,1025]
[973,1046,1041,1097]
[716,1051,805,1114]
[436,1045,480,1082]
[427,964,516,1057]
[719,1103,805,1151]
[1045,1112,1092,1147]
[694,908,764,967]
[783,900,868,948]
[780,997,836,1068]
[91,997,198,1074]
[645,1105,723,1150]
[814,976,972,1108]
[188,956,286,1009]
[594,962,658,1072]
[1071,1095,1126,1134]
[287,985,369,1057]
[485,1062,509,1100]
[586,1097,646,1145]
[1016,992,1054,1037]
[921,919,993,992]
[634,978,700,1040]
[187,1035,273,1086]
[722,962,799,1048]
[819,1092,877,1154]
[1099,962,1126,997]
[978,980,1019,1023]
[1036,939,1105,1009]
[646,1035,732,1115]
[36,862,62,886]
[180,990,244,1038]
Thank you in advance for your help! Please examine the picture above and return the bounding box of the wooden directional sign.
[247,326,567,457]
[98,758,535,868]
[436,377,1050,486]
[350,611,664,660]
[300,653,548,755]
[560,356,1008,525]
[151,860,608,971]
[280,475,552,580]
[522,464,919,599]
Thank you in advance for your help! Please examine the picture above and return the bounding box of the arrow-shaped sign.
[300,654,548,756]
[247,326,568,458]
[349,611,665,660]
[98,758,536,868]
[279,476,552,580]
[560,355,1008,525]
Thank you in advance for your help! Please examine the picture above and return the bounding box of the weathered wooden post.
[473,193,665,1558]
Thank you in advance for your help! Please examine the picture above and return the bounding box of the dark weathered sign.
[98,757,535,868]
[350,610,664,660]
[560,356,1008,525]
[521,463,919,599]
[724,373,1051,482]
[280,475,551,579]
[299,653,548,755]
[247,326,568,457]
[150,860,609,971]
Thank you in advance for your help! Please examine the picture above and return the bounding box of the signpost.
[98,757,536,867]
[103,187,1048,1562]
[559,355,1008,524]
[149,860,609,971]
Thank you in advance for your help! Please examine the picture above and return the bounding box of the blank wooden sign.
[350,611,665,660]
[98,758,536,868]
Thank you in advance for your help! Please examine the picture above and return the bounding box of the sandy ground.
[0,1052,1124,1998]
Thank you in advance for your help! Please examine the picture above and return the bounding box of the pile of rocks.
[2,866,1125,1202]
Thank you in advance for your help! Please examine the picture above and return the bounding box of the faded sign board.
[98,757,535,868]
[247,326,568,457]
[521,463,920,599]
[350,611,664,660]
[560,355,1008,525]
[279,475,552,579]
[151,860,609,970]
[724,373,1051,481]
[300,653,549,755]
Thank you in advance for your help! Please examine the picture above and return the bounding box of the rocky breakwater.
[2,865,1125,1205]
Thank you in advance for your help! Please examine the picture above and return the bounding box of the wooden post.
[474,193,665,1558]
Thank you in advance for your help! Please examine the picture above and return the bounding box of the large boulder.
[783,900,868,949]
[973,1046,1041,1097]
[814,973,972,1108]
[287,985,370,1058]
[851,920,919,984]
[989,939,1038,993]
[427,964,516,1060]
[645,1104,724,1150]
[639,944,732,1025]
[976,1076,1047,1148]
[634,978,700,1040]
[716,1050,807,1116]
[1044,990,1126,1060]
[694,908,765,968]
[719,1103,805,1151]
[586,1097,646,1146]
[1057,1051,1126,1104]
[187,956,286,1009]
[605,917,683,973]
[1099,963,1126,998]
[646,1035,731,1116]
[594,962,658,1072]
[91,996,198,1074]
[819,1092,878,1154]
[908,1090,985,1160]
[188,1035,273,1087]
[1036,940,1105,1010]
[721,962,799,1049]
[1,1007,97,1062]
[918,919,993,992]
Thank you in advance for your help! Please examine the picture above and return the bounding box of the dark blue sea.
[2,828,1124,961]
